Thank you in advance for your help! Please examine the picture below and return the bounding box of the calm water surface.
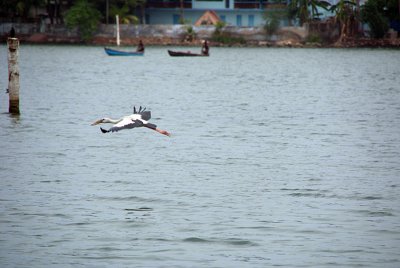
[1,45,400,267]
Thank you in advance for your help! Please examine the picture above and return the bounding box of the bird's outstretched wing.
[144,122,157,130]
[102,118,143,133]
[133,106,151,121]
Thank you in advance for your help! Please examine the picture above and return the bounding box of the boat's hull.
[104,47,144,56]
[168,50,208,57]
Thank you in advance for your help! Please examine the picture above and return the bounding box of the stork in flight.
[91,106,171,136]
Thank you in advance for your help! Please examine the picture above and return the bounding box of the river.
[0,45,400,267]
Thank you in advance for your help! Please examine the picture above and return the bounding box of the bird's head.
[91,118,106,126]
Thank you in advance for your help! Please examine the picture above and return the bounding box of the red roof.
[194,10,221,26]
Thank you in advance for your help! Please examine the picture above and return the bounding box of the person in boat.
[136,40,144,52]
[201,40,209,56]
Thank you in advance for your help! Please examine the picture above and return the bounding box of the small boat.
[104,47,144,56]
[104,15,144,56]
[168,50,208,57]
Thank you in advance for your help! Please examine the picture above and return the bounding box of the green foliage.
[65,0,102,41]
[110,3,138,24]
[327,0,357,42]
[16,1,26,15]
[179,17,192,24]
[214,21,226,34]
[328,0,356,22]
[289,0,331,25]
[211,34,246,45]
[306,33,322,43]
[384,0,400,21]
[211,22,245,44]
[184,25,196,41]
[107,0,146,24]
[0,0,46,19]
[360,0,389,38]
[264,16,279,36]
[263,10,286,35]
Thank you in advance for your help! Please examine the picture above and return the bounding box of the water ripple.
[0,46,399,268]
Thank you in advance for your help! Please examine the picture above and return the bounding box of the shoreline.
[1,23,399,48]
[2,33,400,49]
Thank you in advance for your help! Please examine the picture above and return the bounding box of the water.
[1,45,400,267]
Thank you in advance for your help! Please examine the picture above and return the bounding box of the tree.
[0,0,46,21]
[106,0,146,24]
[329,0,357,43]
[360,0,390,38]
[264,10,285,35]
[289,0,331,26]
[110,4,138,24]
[289,0,309,25]
[64,0,102,41]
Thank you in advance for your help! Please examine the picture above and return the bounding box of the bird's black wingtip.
[134,105,147,114]
[100,127,108,133]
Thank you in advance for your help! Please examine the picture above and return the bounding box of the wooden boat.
[104,47,144,56]
[168,50,208,57]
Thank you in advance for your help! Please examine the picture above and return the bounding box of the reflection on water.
[3,112,21,125]
[1,46,400,267]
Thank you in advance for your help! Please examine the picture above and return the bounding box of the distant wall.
[0,23,308,44]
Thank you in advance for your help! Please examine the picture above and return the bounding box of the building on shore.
[144,0,288,26]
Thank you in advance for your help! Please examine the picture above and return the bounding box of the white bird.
[91,106,171,136]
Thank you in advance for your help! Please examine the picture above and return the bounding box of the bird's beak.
[91,119,102,126]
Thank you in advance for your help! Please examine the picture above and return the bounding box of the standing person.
[136,40,145,52]
[201,40,209,55]
[9,26,15,38]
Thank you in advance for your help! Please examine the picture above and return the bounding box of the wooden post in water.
[7,37,20,115]
[116,15,120,46]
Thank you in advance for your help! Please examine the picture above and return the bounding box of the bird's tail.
[100,127,109,133]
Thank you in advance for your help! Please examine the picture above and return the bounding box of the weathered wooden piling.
[7,37,20,115]
[116,15,120,46]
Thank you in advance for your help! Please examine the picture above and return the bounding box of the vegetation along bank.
[0,0,399,48]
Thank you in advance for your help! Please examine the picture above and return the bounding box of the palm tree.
[289,0,331,26]
[329,0,356,43]
[108,0,148,24]
[110,4,138,24]
[289,0,309,25]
